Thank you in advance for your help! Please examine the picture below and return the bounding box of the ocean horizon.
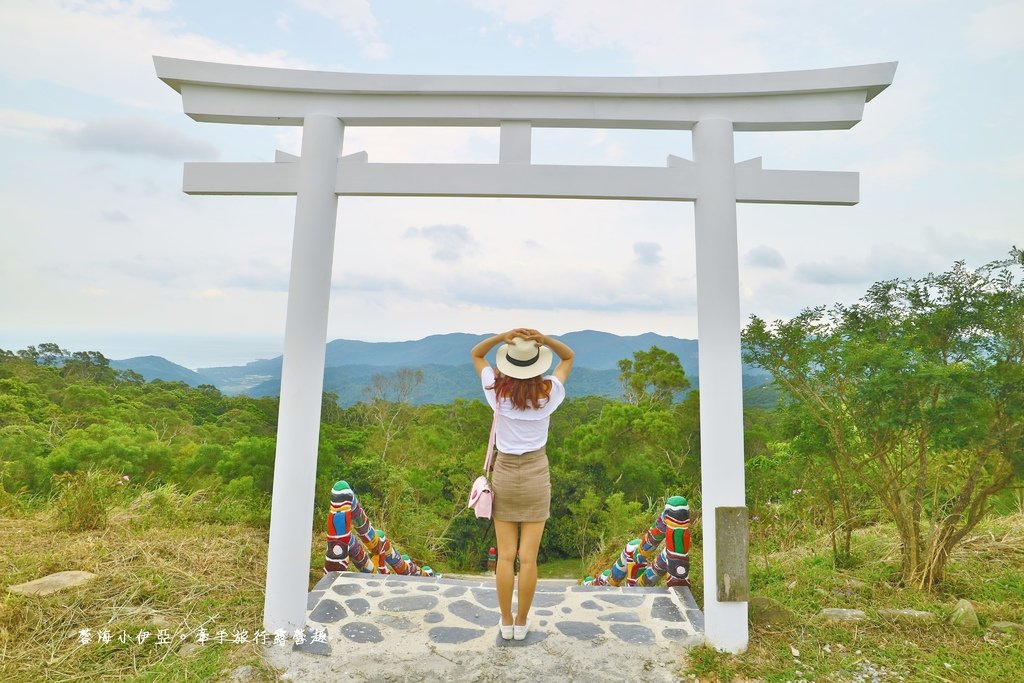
[0,331,284,371]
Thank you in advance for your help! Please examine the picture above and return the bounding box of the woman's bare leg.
[514,520,546,625]
[494,520,519,626]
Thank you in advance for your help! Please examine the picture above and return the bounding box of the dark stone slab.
[535,609,553,616]
[470,588,499,609]
[377,614,417,631]
[448,599,501,627]
[424,611,444,624]
[675,586,700,611]
[306,590,324,611]
[495,630,549,647]
[436,577,477,586]
[555,621,604,641]
[570,585,668,594]
[442,586,467,598]
[308,599,347,624]
[339,622,384,644]
[379,595,438,612]
[330,583,362,597]
[313,572,339,591]
[417,585,440,592]
[596,594,645,608]
[530,593,565,608]
[367,580,382,587]
[580,600,604,611]
[561,607,572,614]
[367,590,383,598]
[687,609,705,632]
[651,596,685,622]
[610,624,655,645]
[390,588,410,595]
[539,620,547,627]
[292,626,331,656]
[383,574,428,584]
[344,597,370,616]
[662,628,693,640]
[597,611,641,623]
[428,626,485,644]
[535,585,567,592]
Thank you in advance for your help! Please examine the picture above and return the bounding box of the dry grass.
[0,497,282,682]
[690,513,1024,682]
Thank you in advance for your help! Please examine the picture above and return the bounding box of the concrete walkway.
[264,570,704,682]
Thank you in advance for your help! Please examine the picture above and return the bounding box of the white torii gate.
[155,57,895,653]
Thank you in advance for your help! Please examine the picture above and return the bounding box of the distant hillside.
[245,362,773,407]
[559,331,700,372]
[245,364,629,405]
[110,356,213,387]
[197,331,768,396]
[105,331,772,403]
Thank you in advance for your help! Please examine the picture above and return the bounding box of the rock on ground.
[948,599,979,629]
[7,571,98,596]
[819,608,867,622]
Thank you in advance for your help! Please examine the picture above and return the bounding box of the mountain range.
[110,331,775,407]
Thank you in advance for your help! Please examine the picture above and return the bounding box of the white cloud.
[965,2,1024,59]
[633,241,663,267]
[101,210,131,223]
[0,108,78,139]
[465,0,773,73]
[56,118,219,160]
[746,246,786,269]
[405,224,478,262]
[290,0,392,59]
[0,1,308,110]
[794,259,866,285]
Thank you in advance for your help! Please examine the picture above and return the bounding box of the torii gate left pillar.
[155,56,896,653]
[263,114,344,634]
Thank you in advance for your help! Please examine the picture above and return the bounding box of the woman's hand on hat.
[515,328,545,344]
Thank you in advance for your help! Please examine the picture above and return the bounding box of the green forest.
[2,252,1022,577]
[2,251,1022,681]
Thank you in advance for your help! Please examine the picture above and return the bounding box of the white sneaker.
[499,622,514,640]
[513,618,531,641]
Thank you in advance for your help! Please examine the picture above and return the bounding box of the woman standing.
[471,328,574,641]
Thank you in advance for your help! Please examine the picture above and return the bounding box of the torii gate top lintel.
[153,56,896,131]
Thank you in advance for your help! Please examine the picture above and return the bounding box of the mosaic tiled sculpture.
[663,495,691,587]
[585,495,691,588]
[324,480,432,577]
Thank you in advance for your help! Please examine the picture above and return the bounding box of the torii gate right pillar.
[693,118,748,652]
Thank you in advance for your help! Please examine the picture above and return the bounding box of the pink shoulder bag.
[467,410,498,519]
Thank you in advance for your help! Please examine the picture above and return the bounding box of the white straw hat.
[495,337,553,379]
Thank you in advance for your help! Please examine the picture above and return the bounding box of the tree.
[743,250,1024,588]
[618,346,690,404]
[361,368,424,462]
[563,350,700,504]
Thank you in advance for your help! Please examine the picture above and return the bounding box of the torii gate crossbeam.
[155,57,896,653]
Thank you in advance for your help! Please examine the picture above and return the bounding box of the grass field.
[1,485,1021,682]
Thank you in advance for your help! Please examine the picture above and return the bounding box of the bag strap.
[483,408,498,475]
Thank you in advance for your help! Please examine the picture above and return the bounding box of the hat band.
[505,349,540,367]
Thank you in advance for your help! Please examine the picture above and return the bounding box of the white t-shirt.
[480,365,566,455]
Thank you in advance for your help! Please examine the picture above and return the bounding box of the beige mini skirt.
[491,447,551,522]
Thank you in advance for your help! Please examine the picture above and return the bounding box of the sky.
[1,1,1021,369]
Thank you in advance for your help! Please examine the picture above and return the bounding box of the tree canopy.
[743,249,1024,587]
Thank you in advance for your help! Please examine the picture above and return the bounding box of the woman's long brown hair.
[489,371,552,410]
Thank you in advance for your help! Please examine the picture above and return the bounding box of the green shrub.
[51,468,122,531]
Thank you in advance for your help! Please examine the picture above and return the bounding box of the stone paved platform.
[265,570,704,682]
